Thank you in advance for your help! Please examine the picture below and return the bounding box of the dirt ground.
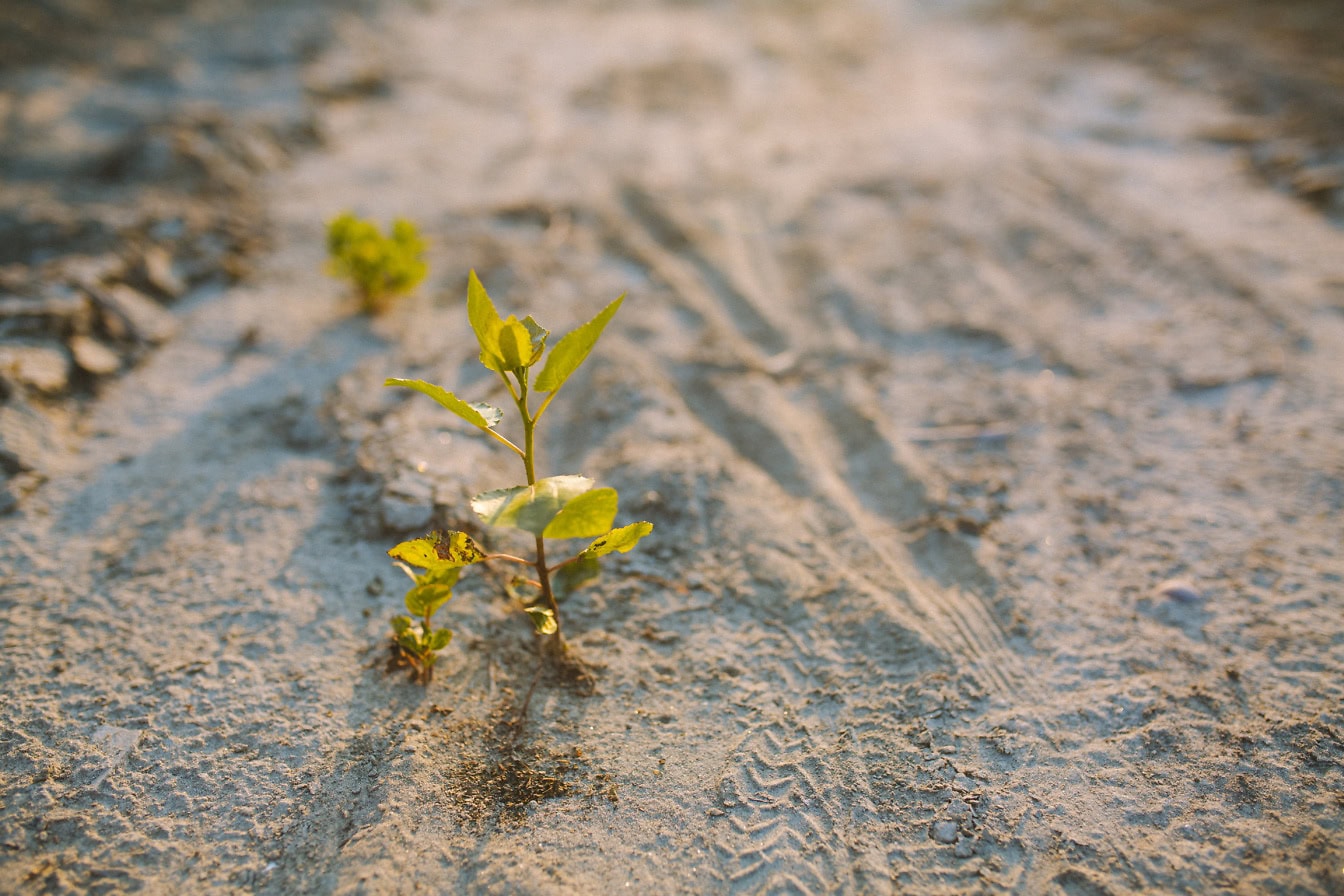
[2,0,1342,893]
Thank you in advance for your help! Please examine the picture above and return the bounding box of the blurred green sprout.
[325,212,427,313]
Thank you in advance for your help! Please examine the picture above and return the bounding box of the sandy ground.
[2,0,1343,893]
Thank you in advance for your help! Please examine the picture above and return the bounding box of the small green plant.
[325,212,428,313]
[384,271,652,682]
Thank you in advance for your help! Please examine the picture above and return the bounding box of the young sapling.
[325,212,427,313]
[384,271,652,681]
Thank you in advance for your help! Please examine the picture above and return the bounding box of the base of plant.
[386,641,438,684]
[540,635,598,695]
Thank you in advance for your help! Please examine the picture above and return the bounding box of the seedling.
[325,212,427,313]
[384,271,652,682]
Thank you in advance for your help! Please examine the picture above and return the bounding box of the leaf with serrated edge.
[467,403,504,428]
[385,378,501,430]
[579,521,654,559]
[534,295,624,394]
[467,271,505,369]
[405,583,455,617]
[471,475,594,534]
[542,488,618,539]
[521,316,549,365]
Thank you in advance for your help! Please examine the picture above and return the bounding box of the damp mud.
[2,1,1342,893]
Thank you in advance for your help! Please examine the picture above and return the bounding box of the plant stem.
[516,373,562,641]
[483,552,534,567]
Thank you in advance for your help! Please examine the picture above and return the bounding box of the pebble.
[69,335,121,376]
[0,399,60,474]
[141,247,186,299]
[954,838,976,859]
[0,344,69,393]
[931,820,959,844]
[1157,579,1202,603]
[94,283,177,344]
[0,290,91,339]
[945,799,974,821]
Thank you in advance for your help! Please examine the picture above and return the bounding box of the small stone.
[0,290,91,340]
[68,335,121,376]
[90,724,142,788]
[1157,579,1202,603]
[0,482,18,515]
[954,837,976,859]
[945,799,974,821]
[141,247,186,299]
[0,398,61,474]
[931,820,959,844]
[61,254,127,291]
[0,345,69,393]
[95,284,176,344]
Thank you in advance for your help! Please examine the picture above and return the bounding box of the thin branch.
[546,553,583,575]
[483,428,525,457]
[483,552,534,567]
[533,388,559,422]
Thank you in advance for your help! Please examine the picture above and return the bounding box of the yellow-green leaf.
[578,521,654,559]
[385,378,502,430]
[424,628,453,651]
[524,606,558,635]
[542,488,618,539]
[405,582,455,617]
[496,316,533,370]
[467,271,505,370]
[471,475,595,535]
[534,295,624,394]
[388,531,484,571]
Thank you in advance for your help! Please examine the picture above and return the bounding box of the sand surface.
[2,1,1343,893]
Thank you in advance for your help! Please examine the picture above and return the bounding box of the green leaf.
[496,316,533,370]
[578,521,654,559]
[424,628,453,651]
[397,630,423,654]
[387,536,440,570]
[542,488,618,539]
[385,378,502,430]
[418,564,464,588]
[521,316,549,365]
[467,271,506,370]
[388,531,484,570]
[524,606,558,635]
[534,295,624,394]
[470,474,595,535]
[405,583,455,617]
[431,531,485,566]
[554,556,602,599]
[470,485,528,528]
[390,615,414,634]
